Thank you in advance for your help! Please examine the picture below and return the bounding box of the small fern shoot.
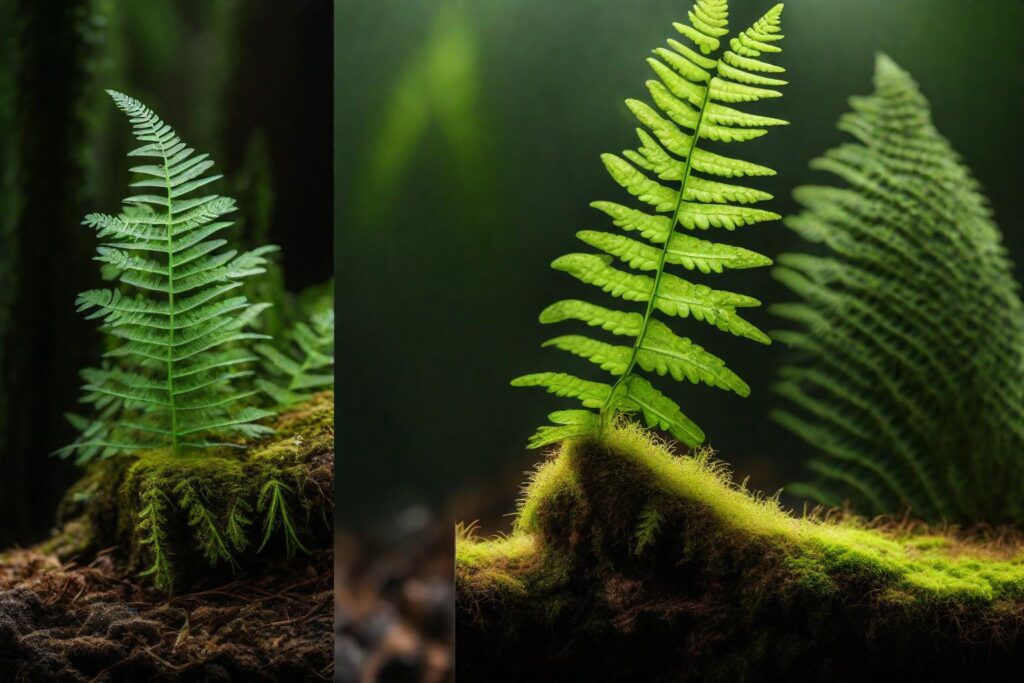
[634,503,665,556]
[773,56,1024,524]
[174,479,237,568]
[257,478,309,558]
[58,91,278,461]
[514,1,788,448]
[256,307,334,407]
[137,486,174,590]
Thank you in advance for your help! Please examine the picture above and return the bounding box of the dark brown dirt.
[0,546,333,682]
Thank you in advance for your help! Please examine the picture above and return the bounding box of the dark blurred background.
[0,0,332,548]
[337,0,1023,530]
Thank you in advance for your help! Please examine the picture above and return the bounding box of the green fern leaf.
[526,410,601,450]
[516,1,786,447]
[258,478,310,558]
[59,91,278,461]
[257,304,335,407]
[774,56,1024,524]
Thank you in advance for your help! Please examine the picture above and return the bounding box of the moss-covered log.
[456,425,1024,681]
[40,391,334,592]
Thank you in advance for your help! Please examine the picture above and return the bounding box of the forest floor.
[335,507,455,683]
[456,424,1024,681]
[0,547,332,682]
[0,394,335,682]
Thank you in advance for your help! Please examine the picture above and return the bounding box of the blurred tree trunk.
[0,0,101,546]
[224,0,333,292]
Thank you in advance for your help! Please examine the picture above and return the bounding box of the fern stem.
[158,133,179,456]
[601,77,714,432]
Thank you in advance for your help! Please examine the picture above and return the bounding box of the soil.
[0,547,333,682]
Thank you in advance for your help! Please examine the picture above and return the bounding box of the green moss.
[456,422,1024,679]
[470,423,1024,605]
[45,391,334,592]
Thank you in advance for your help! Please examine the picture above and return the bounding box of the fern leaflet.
[137,486,174,590]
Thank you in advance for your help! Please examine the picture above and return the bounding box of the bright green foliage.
[514,1,787,448]
[258,478,309,558]
[773,56,1024,524]
[58,91,278,462]
[256,307,334,407]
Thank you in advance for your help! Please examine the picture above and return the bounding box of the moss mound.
[42,391,334,592]
[456,424,1024,681]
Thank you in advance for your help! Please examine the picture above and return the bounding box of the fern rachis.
[514,1,788,449]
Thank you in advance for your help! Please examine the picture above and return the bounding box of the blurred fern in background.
[773,56,1024,524]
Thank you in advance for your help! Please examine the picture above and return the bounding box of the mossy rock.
[456,424,1024,681]
[41,392,334,593]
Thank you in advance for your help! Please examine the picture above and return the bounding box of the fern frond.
[516,2,786,448]
[60,91,278,461]
[256,305,335,408]
[774,56,1024,524]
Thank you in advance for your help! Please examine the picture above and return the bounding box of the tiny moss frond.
[226,495,253,553]
[257,478,310,558]
[174,479,236,568]
[773,56,1024,524]
[136,486,173,591]
[634,502,665,555]
[58,90,279,462]
[514,1,789,448]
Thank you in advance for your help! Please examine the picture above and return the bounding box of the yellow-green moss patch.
[456,422,1024,680]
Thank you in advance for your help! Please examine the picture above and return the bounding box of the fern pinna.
[513,1,788,449]
[774,56,1024,524]
[59,91,277,462]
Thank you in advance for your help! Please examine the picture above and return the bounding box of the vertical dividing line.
[600,73,714,428]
